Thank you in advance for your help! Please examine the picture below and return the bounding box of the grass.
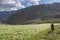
[0,23,60,40]
[30,25,60,40]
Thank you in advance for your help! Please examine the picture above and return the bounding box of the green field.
[0,23,60,40]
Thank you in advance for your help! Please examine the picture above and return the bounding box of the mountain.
[0,11,15,22]
[3,3,60,25]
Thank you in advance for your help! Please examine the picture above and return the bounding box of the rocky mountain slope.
[3,3,60,24]
[0,11,15,22]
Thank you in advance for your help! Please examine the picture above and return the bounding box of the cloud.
[0,0,60,11]
[20,0,40,5]
[0,0,40,11]
[0,0,25,11]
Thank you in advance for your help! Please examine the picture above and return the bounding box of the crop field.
[0,23,60,40]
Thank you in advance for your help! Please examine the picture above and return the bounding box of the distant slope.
[3,3,60,24]
[0,11,15,22]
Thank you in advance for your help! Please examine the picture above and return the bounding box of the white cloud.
[0,0,40,11]
[0,0,25,11]
[0,0,60,11]
[19,0,40,6]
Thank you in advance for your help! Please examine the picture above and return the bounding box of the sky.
[0,0,60,11]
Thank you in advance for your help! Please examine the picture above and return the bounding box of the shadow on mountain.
[2,3,60,25]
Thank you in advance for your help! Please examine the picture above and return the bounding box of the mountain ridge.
[0,11,15,22]
[3,3,60,24]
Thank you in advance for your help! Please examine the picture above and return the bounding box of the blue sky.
[0,0,60,11]
[40,0,60,4]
